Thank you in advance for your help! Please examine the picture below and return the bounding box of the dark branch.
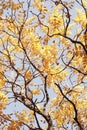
[55,83,83,130]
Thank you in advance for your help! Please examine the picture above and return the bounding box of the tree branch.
[55,83,83,130]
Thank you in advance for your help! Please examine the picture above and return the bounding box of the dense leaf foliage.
[0,0,87,130]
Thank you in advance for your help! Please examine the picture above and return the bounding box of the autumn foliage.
[0,0,87,130]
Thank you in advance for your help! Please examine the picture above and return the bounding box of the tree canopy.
[0,0,87,130]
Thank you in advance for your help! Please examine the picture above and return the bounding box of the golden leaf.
[25,71,32,80]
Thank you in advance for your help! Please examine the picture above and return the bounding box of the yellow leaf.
[32,89,40,95]
[25,71,32,80]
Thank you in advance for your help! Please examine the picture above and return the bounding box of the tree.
[0,0,87,129]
